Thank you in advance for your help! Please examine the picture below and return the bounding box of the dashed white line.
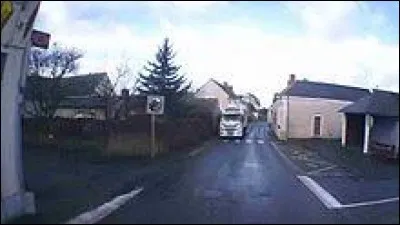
[235,140,240,144]
[256,140,264,144]
[244,162,259,168]
[189,148,203,157]
[65,187,143,224]
[245,139,252,144]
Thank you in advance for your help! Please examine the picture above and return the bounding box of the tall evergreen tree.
[137,37,192,116]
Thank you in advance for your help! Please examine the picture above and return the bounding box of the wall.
[195,81,229,111]
[270,98,287,140]
[287,96,353,139]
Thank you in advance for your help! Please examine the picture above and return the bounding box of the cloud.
[34,1,399,107]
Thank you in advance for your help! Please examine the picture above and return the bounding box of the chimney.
[287,74,296,86]
[121,88,129,99]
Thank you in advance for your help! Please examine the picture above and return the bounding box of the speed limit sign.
[146,95,165,115]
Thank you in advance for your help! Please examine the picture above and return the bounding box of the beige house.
[195,78,236,111]
[270,74,369,140]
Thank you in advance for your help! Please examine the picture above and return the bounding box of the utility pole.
[1,1,43,222]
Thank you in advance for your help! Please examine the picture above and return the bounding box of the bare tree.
[25,43,83,118]
[101,57,138,120]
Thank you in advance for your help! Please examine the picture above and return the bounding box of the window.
[222,114,241,121]
[313,115,322,137]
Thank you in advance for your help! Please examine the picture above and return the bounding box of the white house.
[1,1,41,222]
[195,78,236,111]
[270,74,369,140]
[239,93,261,119]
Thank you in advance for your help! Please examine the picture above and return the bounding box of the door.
[313,115,321,137]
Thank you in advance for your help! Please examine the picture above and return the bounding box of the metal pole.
[286,95,289,140]
[151,114,155,158]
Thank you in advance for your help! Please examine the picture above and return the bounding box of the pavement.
[14,122,399,224]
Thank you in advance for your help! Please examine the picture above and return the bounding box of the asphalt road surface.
[98,122,396,224]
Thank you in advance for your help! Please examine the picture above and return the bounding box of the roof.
[280,80,369,102]
[211,79,236,98]
[25,73,109,100]
[196,78,236,98]
[339,89,399,117]
[61,73,109,96]
[246,93,261,106]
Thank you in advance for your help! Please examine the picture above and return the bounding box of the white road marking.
[307,165,337,175]
[235,140,240,144]
[244,162,259,168]
[257,140,264,144]
[245,139,252,144]
[65,187,143,224]
[223,139,229,143]
[189,148,203,157]
[297,176,342,209]
[341,197,399,208]
[270,142,278,150]
[298,176,399,209]
[271,141,399,210]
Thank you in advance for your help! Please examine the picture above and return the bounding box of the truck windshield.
[222,115,241,121]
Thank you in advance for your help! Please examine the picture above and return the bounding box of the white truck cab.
[219,104,248,139]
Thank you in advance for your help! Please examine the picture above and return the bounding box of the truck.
[219,103,248,139]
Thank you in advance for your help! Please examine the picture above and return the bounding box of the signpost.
[146,95,165,158]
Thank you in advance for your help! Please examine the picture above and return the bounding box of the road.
[99,122,345,224]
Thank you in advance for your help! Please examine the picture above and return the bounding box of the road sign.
[146,95,165,115]
[31,29,50,49]
[1,1,13,31]
[146,95,164,158]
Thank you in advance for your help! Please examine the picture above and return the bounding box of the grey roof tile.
[281,80,370,102]
[339,89,399,117]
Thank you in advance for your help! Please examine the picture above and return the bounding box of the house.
[24,73,113,120]
[270,74,369,140]
[195,78,236,111]
[339,89,399,158]
[238,93,261,119]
